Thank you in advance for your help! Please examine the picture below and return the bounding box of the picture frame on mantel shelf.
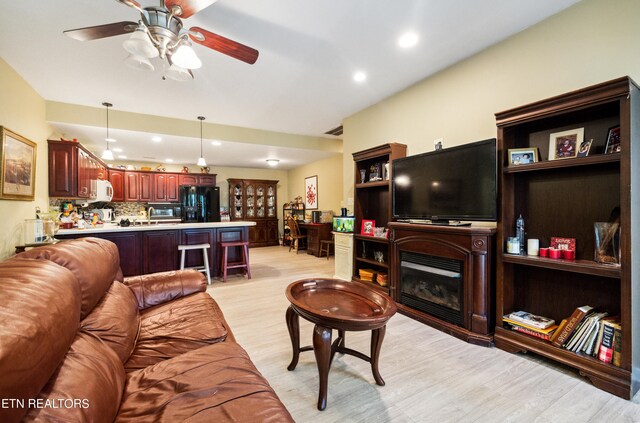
[304,175,318,210]
[361,219,375,236]
[548,128,584,160]
[0,127,37,201]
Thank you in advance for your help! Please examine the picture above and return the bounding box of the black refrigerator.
[179,186,220,222]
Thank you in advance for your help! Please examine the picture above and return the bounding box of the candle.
[527,239,540,256]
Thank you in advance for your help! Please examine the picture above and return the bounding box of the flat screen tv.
[392,138,497,224]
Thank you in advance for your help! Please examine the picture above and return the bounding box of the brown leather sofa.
[0,237,293,422]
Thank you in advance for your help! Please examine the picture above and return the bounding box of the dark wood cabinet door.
[154,173,167,201]
[139,173,153,202]
[198,175,216,186]
[108,170,125,202]
[166,174,179,201]
[48,142,77,197]
[124,171,139,201]
[179,174,198,186]
[181,228,215,276]
[98,232,141,276]
[267,219,279,244]
[142,230,178,274]
[77,149,90,198]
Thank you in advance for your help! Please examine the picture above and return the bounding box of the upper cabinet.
[228,178,279,247]
[48,140,106,199]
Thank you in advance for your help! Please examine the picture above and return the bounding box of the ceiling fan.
[64,0,259,81]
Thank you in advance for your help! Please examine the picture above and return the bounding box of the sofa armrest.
[124,269,207,310]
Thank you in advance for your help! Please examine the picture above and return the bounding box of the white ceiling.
[0,0,581,167]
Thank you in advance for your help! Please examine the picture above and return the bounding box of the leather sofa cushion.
[16,237,120,318]
[0,258,81,423]
[22,331,125,423]
[125,292,228,371]
[117,342,294,422]
[124,269,206,310]
[81,281,141,363]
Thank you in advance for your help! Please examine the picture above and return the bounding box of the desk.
[297,223,332,257]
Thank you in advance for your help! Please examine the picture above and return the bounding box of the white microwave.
[89,180,114,203]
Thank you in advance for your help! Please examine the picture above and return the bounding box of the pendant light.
[101,102,114,161]
[196,116,206,166]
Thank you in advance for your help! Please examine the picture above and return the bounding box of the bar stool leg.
[222,245,228,283]
[244,244,252,279]
[180,249,186,270]
[202,247,211,285]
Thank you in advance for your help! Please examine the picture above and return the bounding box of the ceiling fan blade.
[116,0,144,14]
[64,21,138,41]
[165,0,218,18]
[189,27,259,64]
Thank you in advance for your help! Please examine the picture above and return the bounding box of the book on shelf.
[502,317,558,334]
[551,305,594,348]
[598,320,617,364]
[506,311,555,329]
[567,312,607,352]
[504,322,557,341]
[589,316,619,357]
[549,319,567,344]
[581,313,609,355]
[612,323,623,367]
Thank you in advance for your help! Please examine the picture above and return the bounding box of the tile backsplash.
[49,199,148,221]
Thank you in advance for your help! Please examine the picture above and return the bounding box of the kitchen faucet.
[147,206,155,224]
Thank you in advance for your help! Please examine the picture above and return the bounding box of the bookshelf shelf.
[495,77,638,399]
[355,180,389,189]
[351,276,389,294]
[354,234,390,244]
[501,254,621,279]
[355,257,389,269]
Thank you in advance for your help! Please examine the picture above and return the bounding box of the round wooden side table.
[285,278,397,410]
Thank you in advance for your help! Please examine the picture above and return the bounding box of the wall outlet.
[434,138,443,151]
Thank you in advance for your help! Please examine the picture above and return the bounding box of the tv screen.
[392,139,497,222]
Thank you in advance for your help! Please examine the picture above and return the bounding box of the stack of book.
[551,305,621,366]
[376,272,388,287]
[503,311,558,341]
[358,268,376,282]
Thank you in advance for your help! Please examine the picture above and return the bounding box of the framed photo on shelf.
[577,139,593,157]
[508,148,538,166]
[361,219,375,236]
[605,125,621,154]
[548,128,584,160]
[0,126,37,201]
[304,175,318,210]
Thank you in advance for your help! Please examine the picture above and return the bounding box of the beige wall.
[0,58,53,259]
[286,154,343,217]
[342,0,640,199]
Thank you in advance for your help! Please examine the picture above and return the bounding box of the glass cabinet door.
[231,183,244,219]
[267,184,276,217]
[245,184,255,218]
[256,185,265,218]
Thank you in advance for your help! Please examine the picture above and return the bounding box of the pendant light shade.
[102,102,114,161]
[197,116,206,166]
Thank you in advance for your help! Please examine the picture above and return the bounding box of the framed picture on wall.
[0,127,37,201]
[304,175,318,210]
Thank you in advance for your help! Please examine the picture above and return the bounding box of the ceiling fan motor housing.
[143,7,183,58]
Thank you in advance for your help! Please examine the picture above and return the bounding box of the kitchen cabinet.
[48,140,107,199]
[125,171,153,202]
[228,178,279,247]
[153,173,179,202]
[178,174,217,186]
[142,230,178,274]
[97,232,141,276]
[108,170,124,202]
[139,173,153,202]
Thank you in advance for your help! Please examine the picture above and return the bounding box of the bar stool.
[220,241,252,283]
[178,243,211,285]
[319,234,334,260]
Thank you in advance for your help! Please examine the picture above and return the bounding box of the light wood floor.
[207,246,640,422]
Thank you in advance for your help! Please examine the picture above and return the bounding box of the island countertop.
[57,221,256,235]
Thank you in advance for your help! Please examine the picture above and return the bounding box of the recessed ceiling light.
[353,71,367,83]
[152,136,162,142]
[105,138,117,143]
[118,155,127,159]
[211,140,222,146]
[112,147,123,153]
[398,32,419,49]
[165,158,173,163]
[266,159,280,167]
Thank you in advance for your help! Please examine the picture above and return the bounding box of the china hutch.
[227,178,279,247]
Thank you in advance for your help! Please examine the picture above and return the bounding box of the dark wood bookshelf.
[495,76,639,399]
[355,180,390,189]
[354,234,389,244]
[355,257,389,269]
[351,276,389,294]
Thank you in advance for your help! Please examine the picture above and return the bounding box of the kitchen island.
[57,221,256,278]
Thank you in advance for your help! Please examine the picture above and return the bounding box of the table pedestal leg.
[286,306,300,371]
[371,325,386,386]
[313,324,332,410]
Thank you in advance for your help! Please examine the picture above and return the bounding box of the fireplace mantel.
[389,223,496,346]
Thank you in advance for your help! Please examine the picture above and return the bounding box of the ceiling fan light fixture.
[171,43,202,69]
[165,63,193,81]
[123,28,158,58]
[124,54,155,72]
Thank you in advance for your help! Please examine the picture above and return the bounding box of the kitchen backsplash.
[49,199,147,220]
